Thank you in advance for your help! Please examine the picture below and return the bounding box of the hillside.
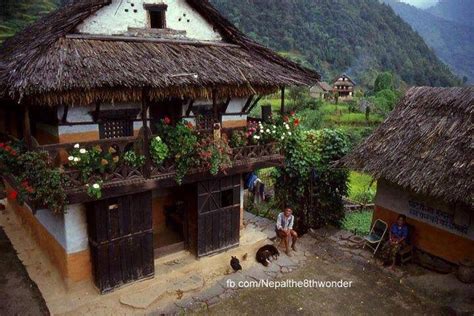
[0,0,461,88]
[427,0,474,28]
[210,0,460,87]
[0,0,60,42]
[384,0,474,83]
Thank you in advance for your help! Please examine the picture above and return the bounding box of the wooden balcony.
[37,136,283,203]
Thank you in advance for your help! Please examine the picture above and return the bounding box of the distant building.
[333,74,355,101]
[310,81,332,99]
[342,87,474,265]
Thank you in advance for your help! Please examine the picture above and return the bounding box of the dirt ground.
[0,227,49,316]
[195,230,474,316]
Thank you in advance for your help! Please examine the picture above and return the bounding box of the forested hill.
[210,0,460,87]
[0,0,461,87]
[384,0,473,83]
[427,0,474,28]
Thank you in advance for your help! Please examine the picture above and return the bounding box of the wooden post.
[23,105,33,149]
[280,87,285,115]
[212,88,218,123]
[142,88,151,178]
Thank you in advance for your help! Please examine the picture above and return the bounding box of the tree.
[274,129,350,232]
[374,72,394,92]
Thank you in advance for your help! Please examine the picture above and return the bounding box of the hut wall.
[57,103,143,143]
[4,183,91,282]
[76,0,222,41]
[374,179,474,263]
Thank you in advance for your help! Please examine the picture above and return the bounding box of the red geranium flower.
[293,118,300,127]
[163,117,171,125]
[0,143,5,148]
[186,121,194,129]
[290,111,296,116]
[7,190,18,200]
[10,150,17,156]
[4,146,12,152]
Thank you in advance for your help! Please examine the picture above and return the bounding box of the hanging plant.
[123,150,145,169]
[199,135,232,176]
[149,136,169,165]
[86,181,103,200]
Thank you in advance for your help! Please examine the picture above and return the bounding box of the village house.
[342,87,474,265]
[333,74,355,101]
[309,81,332,99]
[0,0,318,293]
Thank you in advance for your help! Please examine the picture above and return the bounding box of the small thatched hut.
[0,0,319,293]
[333,74,355,101]
[342,86,474,264]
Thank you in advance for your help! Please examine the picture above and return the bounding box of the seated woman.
[381,214,408,269]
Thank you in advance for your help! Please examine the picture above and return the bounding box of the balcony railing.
[38,136,282,194]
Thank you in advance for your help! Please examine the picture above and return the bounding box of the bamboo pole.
[142,88,151,178]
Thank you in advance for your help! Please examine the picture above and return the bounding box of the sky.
[399,0,439,8]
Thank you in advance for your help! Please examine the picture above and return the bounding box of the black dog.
[230,256,242,272]
[256,245,280,266]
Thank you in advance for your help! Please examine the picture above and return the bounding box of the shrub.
[274,129,350,231]
[149,136,169,165]
[123,150,145,169]
[198,135,232,176]
[342,210,373,236]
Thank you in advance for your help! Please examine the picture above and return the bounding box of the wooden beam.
[142,88,151,178]
[222,97,232,114]
[242,95,254,113]
[212,89,218,123]
[280,87,286,115]
[23,105,32,149]
[246,95,263,114]
[185,99,195,117]
[61,105,69,124]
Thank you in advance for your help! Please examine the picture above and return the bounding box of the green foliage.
[68,145,114,182]
[0,142,67,213]
[156,120,199,184]
[274,129,350,231]
[123,150,145,169]
[149,136,169,165]
[297,108,323,130]
[229,130,248,148]
[86,181,103,200]
[342,210,374,236]
[198,136,232,176]
[374,72,394,92]
[211,0,461,87]
[348,172,376,204]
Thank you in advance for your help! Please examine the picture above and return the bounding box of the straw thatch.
[341,87,474,206]
[0,0,319,106]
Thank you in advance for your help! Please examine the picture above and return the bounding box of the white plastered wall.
[33,204,89,254]
[76,0,222,41]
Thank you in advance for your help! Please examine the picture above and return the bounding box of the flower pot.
[457,260,474,284]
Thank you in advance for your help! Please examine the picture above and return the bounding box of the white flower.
[68,156,74,161]
[74,144,80,149]
[266,129,270,133]
[273,125,276,129]
[288,132,292,136]
[155,136,161,141]
[79,148,87,154]
[272,130,276,134]
[74,157,81,162]
[253,135,260,140]
[281,136,285,140]
[92,183,100,189]
[285,124,290,130]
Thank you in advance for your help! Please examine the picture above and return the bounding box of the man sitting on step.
[275,208,298,256]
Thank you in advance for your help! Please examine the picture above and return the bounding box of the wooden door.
[87,191,154,293]
[197,175,241,257]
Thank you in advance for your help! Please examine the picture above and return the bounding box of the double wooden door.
[197,175,241,257]
[86,191,154,293]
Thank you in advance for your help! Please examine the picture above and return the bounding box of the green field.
[342,210,374,235]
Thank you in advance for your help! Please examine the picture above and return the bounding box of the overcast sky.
[399,0,439,8]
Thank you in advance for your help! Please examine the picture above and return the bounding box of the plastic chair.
[363,219,388,255]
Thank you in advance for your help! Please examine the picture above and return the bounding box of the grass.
[342,210,374,236]
[348,171,376,204]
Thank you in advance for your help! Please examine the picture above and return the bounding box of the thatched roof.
[0,0,319,106]
[341,87,474,206]
[333,74,356,86]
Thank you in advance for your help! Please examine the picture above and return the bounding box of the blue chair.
[363,219,388,255]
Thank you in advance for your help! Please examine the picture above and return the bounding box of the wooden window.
[99,119,134,139]
[146,4,167,29]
